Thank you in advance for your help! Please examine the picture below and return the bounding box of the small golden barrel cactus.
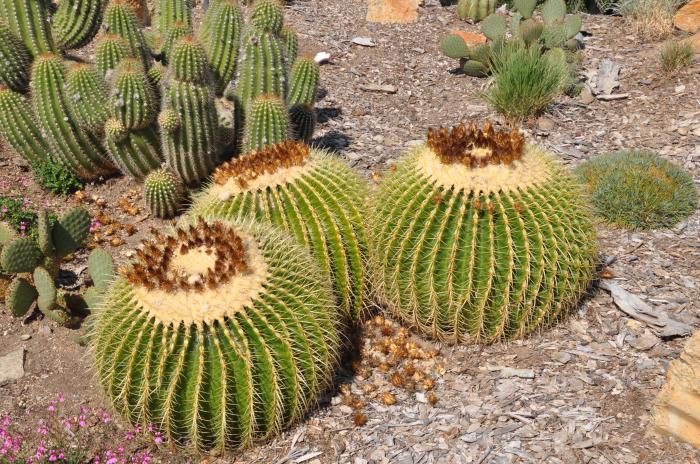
[189,141,368,322]
[90,219,340,451]
[368,122,598,344]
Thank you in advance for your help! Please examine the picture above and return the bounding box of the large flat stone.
[367,0,419,24]
[674,0,700,33]
[0,348,25,385]
[654,331,700,449]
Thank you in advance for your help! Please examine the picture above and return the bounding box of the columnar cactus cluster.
[0,207,114,326]
[457,0,497,23]
[367,122,598,343]
[90,219,340,451]
[0,0,320,186]
[441,0,582,77]
[143,167,185,218]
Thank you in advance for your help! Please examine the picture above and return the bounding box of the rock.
[674,0,700,33]
[367,0,419,23]
[359,84,398,94]
[654,330,700,449]
[352,37,377,47]
[500,367,535,379]
[682,32,700,53]
[0,348,25,385]
[580,85,595,104]
[551,351,572,364]
[537,117,555,131]
[450,30,487,47]
[628,330,658,351]
[20,334,31,341]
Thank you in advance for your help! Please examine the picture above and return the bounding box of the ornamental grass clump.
[660,40,694,75]
[368,122,598,344]
[574,151,698,230]
[90,218,340,452]
[189,141,369,323]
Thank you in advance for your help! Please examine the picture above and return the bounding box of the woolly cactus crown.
[91,218,340,451]
[190,141,369,323]
[369,122,598,343]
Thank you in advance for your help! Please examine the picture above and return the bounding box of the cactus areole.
[92,218,340,451]
[368,122,598,344]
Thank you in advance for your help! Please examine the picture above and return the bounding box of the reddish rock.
[654,330,700,449]
[450,30,488,47]
[674,0,700,33]
[367,0,419,24]
[682,32,700,53]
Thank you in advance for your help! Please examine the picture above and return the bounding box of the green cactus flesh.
[513,0,536,19]
[95,34,131,77]
[33,266,56,312]
[563,14,582,40]
[143,168,184,218]
[5,277,37,317]
[0,86,50,166]
[90,219,340,451]
[1,237,42,273]
[51,206,90,259]
[103,2,151,71]
[289,103,315,144]
[162,21,193,64]
[190,141,369,323]
[235,31,287,114]
[0,0,55,56]
[249,0,284,34]
[88,248,115,293]
[202,0,243,95]
[170,36,210,83]
[288,57,319,107]
[31,54,115,180]
[65,63,110,134]
[155,0,193,33]
[0,23,31,92]
[52,0,106,51]
[462,60,489,77]
[242,95,289,153]
[481,14,507,42]
[111,59,157,130]
[0,221,17,245]
[281,27,299,63]
[36,208,53,256]
[518,19,544,45]
[457,0,497,22]
[367,123,598,344]
[105,122,163,179]
[441,34,469,60]
[542,0,566,25]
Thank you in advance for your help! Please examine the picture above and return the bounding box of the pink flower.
[63,419,72,431]
[102,412,111,424]
[58,393,65,403]
[47,401,56,414]
[79,415,87,428]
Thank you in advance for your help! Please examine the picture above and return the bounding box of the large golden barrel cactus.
[368,122,598,344]
[189,141,368,323]
[90,219,340,451]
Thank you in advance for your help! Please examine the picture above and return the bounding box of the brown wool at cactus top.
[122,219,248,292]
[427,121,526,168]
[212,140,310,188]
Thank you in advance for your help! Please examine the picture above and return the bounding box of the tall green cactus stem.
[289,103,315,144]
[104,119,162,179]
[288,57,319,107]
[52,0,106,50]
[65,63,110,134]
[161,39,218,185]
[243,95,289,152]
[0,0,55,56]
[190,141,369,322]
[31,54,115,180]
[457,0,497,22]
[249,0,284,34]
[368,123,598,344]
[95,34,130,77]
[235,30,287,113]
[201,0,243,95]
[111,59,157,130]
[103,1,151,71]
[155,0,193,33]
[0,86,50,166]
[281,27,299,63]
[161,20,192,63]
[0,24,31,92]
[143,168,184,218]
[90,219,340,451]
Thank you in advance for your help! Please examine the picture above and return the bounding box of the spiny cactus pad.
[91,219,340,451]
[1,237,42,274]
[143,168,184,218]
[574,151,698,231]
[190,141,368,322]
[368,122,598,344]
[5,277,37,317]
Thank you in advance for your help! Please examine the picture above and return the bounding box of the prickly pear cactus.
[368,122,598,343]
[143,167,184,218]
[189,140,369,323]
[90,219,340,451]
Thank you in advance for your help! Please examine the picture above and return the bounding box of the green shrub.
[483,42,568,121]
[660,40,693,74]
[574,151,698,230]
[0,196,38,235]
[33,159,84,195]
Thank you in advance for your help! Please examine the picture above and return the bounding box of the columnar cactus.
[51,0,106,50]
[161,20,192,63]
[95,33,130,76]
[368,122,598,343]
[0,86,50,166]
[143,167,184,218]
[103,0,150,70]
[190,141,369,322]
[155,0,193,33]
[0,0,55,56]
[65,63,110,134]
[31,54,116,180]
[457,0,497,22]
[0,23,31,92]
[160,36,218,185]
[243,94,289,152]
[201,0,243,95]
[90,219,340,451]
[110,59,157,131]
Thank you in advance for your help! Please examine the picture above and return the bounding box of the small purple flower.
[102,412,111,424]
[58,393,65,403]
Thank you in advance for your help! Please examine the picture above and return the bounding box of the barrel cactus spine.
[0,86,50,166]
[190,140,369,323]
[143,167,184,218]
[368,122,598,343]
[0,23,31,92]
[51,0,106,51]
[243,94,289,152]
[90,218,340,451]
[0,0,56,56]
